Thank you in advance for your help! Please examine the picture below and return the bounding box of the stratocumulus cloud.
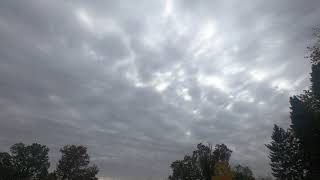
[0,0,319,179]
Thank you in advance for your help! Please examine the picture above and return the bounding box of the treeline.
[0,143,98,180]
[265,29,320,180]
[167,143,259,180]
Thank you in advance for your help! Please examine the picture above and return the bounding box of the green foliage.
[55,145,99,180]
[214,161,234,178]
[168,143,233,180]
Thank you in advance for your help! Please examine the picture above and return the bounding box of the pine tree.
[266,125,305,179]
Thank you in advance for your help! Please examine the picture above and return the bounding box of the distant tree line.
[168,143,256,180]
[266,29,320,180]
[0,143,98,180]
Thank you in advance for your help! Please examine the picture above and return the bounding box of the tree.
[55,145,99,180]
[10,143,50,179]
[214,161,234,178]
[168,143,232,180]
[266,125,305,179]
[213,144,232,163]
[233,165,255,180]
[289,29,320,179]
[0,152,15,180]
[46,172,58,180]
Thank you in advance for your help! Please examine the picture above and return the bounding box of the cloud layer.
[0,0,319,179]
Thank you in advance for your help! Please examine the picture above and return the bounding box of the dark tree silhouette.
[168,143,232,180]
[0,152,15,180]
[46,172,58,180]
[55,145,99,180]
[266,125,305,179]
[289,30,320,179]
[213,144,232,163]
[233,164,255,180]
[10,143,50,179]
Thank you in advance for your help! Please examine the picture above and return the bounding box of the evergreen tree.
[290,30,320,179]
[266,125,305,179]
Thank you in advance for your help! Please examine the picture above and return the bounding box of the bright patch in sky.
[223,64,246,75]
[250,70,267,81]
[155,82,169,92]
[177,88,192,101]
[185,131,191,136]
[164,0,173,17]
[191,21,220,57]
[235,90,255,103]
[226,103,233,110]
[200,22,216,39]
[197,74,229,92]
[76,9,93,28]
[272,79,292,91]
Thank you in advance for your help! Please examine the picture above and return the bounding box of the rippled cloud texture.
[0,0,319,179]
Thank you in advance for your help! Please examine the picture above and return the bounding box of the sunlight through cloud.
[76,9,94,29]
[200,22,216,39]
[250,70,268,81]
[272,79,293,91]
[155,82,169,92]
[197,73,229,93]
[163,0,173,17]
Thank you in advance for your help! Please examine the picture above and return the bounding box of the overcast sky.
[0,0,319,179]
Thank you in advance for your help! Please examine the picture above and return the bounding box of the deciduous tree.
[56,145,98,180]
[10,143,50,179]
[168,143,232,180]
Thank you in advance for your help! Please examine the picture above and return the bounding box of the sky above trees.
[0,0,320,179]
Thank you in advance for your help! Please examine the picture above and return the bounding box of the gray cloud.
[0,0,319,179]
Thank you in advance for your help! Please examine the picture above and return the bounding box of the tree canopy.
[0,143,98,180]
[10,143,50,179]
[233,164,255,180]
[168,143,254,180]
[56,145,99,180]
